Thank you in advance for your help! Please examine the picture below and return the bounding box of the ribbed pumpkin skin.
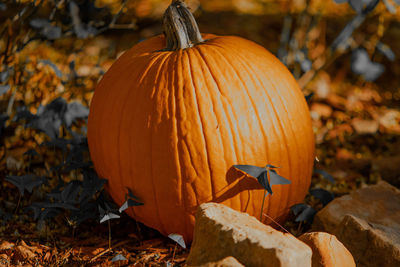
[87,34,315,242]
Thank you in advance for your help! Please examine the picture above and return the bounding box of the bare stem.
[163,1,203,51]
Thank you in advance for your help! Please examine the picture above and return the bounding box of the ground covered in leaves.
[1,0,400,266]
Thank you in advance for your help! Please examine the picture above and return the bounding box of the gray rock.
[186,202,312,267]
[313,181,400,267]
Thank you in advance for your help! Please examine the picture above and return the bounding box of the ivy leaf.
[32,202,78,210]
[61,181,81,203]
[80,169,106,202]
[269,169,291,185]
[257,171,273,194]
[119,199,144,213]
[69,201,97,225]
[119,188,144,213]
[234,165,266,178]
[112,254,127,262]
[29,204,60,220]
[314,169,335,183]
[291,203,317,223]
[41,138,70,152]
[99,212,120,223]
[265,164,280,169]
[27,98,68,139]
[310,188,335,206]
[305,92,314,103]
[351,48,384,81]
[5,175,46,196]
[168,233,186,249]
[126,188,142,201]
[64,102,89,128]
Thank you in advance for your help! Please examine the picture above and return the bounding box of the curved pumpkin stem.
[163,0,204,51]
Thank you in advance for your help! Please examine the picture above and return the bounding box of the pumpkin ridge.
[213,46,276,215]
[174,50,192,238]
[204,43,271,158]
[211,44,278,216]
[194,44,245,165]
[115,53,169,211]
[148,52,177,236]
[229,45,295,220]
[265,60,313,208]
[194,44,265,213]
[190,46,248,211]
[269,76,305,211]
[237,45,313,217]
[95,53,163,206]
[194,45,247,163]
[185,49,217,204]
[179,51,201,209]
[91,56,144,182]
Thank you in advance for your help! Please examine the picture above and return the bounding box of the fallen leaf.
[352,118,379,134]
[0,241,14,250]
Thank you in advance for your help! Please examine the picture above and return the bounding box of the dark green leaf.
[100,212,120,223]
[5,175,45,196]
[61,181,81,203]
[310,188,334,206]
[234,165,266,178]
[291,203,317,223]
[168,233,186,249]
[314,169,335,183]
[269,169,291,185]
[112,254,127,262]
[305,92,314,103]
[257,171,273,195]
[64,102,89,127]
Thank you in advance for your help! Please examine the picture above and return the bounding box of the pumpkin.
[87,0,315,243]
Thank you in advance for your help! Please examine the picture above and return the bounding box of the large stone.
[189,256,244,267]
[186,202,312,267]
[313,181,400,266]
[335,215,400,267]
[299,232,355,267]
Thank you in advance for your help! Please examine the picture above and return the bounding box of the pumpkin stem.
[163,0,204,50]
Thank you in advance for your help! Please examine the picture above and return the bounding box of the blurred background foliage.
[0,0,400,263]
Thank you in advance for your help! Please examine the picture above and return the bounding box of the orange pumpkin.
[88,0,314,243]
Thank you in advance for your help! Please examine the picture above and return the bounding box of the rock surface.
[188,256,244,267]
[299,232,355,267]
[186,202,312,267]
[313,181,400,267]
[335,215,400,267]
